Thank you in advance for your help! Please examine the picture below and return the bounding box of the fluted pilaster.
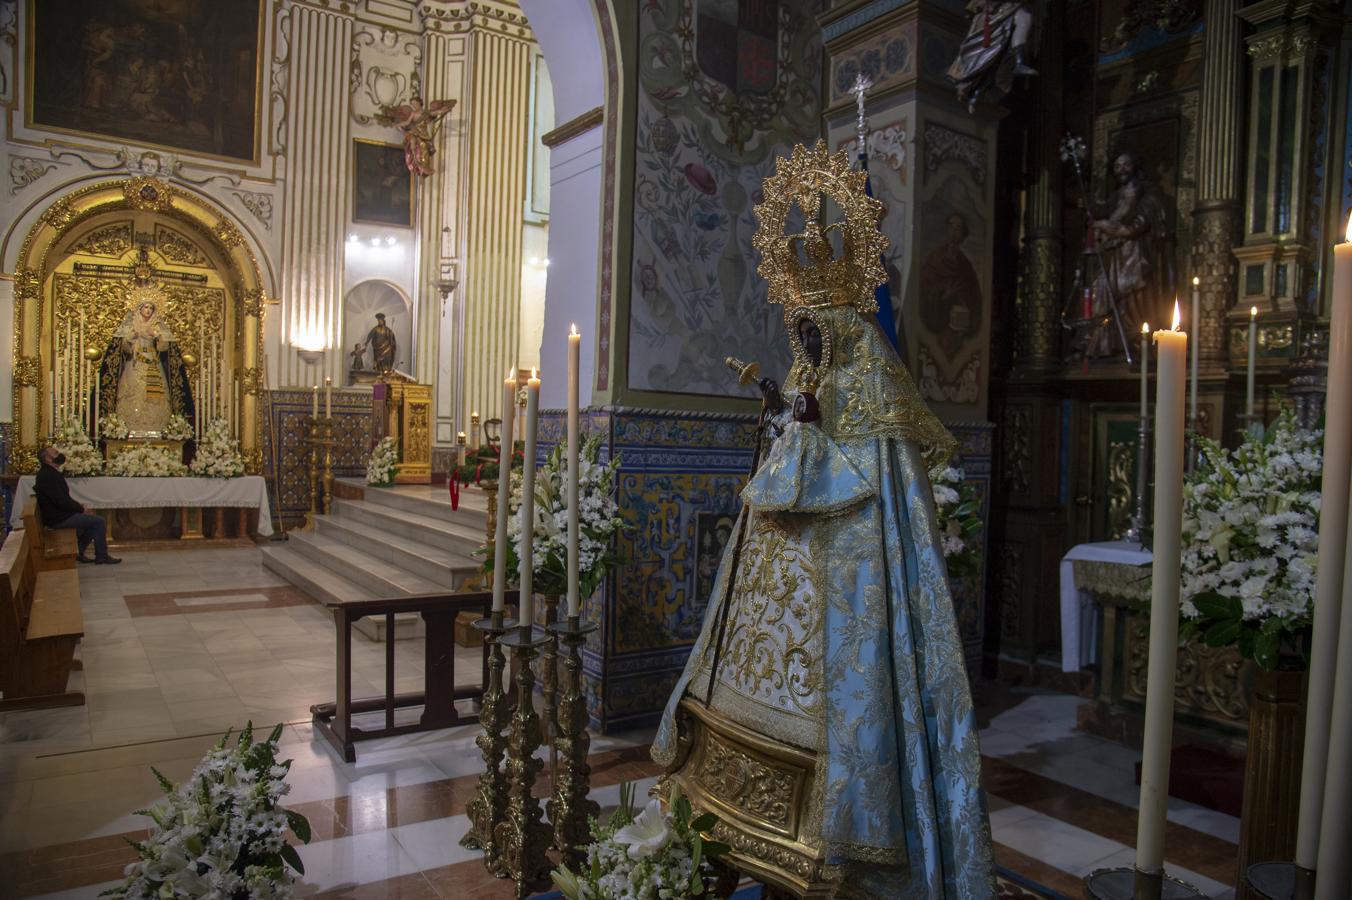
[461,27,532,424]
[278,2,353,387]
[1192,0,1242,363]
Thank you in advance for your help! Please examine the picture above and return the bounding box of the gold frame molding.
[10,177,267,473]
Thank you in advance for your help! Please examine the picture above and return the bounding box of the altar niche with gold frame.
[9,177,267,475]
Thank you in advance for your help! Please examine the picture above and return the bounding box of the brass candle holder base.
[541,594,561,784]
[460,612,516,875]
[495,625,553,898]
[546,614,599,867]
[1084,866,1207,900]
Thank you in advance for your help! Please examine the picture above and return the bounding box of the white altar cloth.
[11,475,273,537]
[1059,540,1151,672]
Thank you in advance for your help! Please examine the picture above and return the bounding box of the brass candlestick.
[495,625,553,897]
[541,594,561,783]
[320,418,334,515]
[546,614,599,868]
[461,610,516,876]
[304,416,319,529]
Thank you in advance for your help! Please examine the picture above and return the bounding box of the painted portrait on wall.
[27,0,264,163]
[351,140,414,228]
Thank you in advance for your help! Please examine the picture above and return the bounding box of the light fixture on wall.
[293,328,327,366]
[436,262,460,318]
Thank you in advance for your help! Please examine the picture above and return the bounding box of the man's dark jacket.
[34,463,82,525]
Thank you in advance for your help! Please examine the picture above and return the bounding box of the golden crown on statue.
[751,141,889,320]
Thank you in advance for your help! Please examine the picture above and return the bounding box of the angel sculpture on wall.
[375,96,457,177]
[946,1,1042,113]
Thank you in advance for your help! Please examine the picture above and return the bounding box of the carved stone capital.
[1191,200,1240,363]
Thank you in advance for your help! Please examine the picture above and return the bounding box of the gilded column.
[1020,0,1063,370]
[278,1,353,386]
[1192,0,1242,364]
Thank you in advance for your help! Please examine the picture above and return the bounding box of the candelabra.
[541,594,561,782]
[547,614,599,868]
[495,625,553,897]
[304,417,320,529]
[304,416,335,526]
[320,418,334,515]
[1124,413,1150,546]
[460,610,516,875]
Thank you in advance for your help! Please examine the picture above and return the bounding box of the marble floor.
[0,546,1242,898]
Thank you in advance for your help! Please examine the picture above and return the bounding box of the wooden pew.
[0,528,85,711]
[21,500,79,571]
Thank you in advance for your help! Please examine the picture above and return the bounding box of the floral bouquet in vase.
[551,782,729,900]
[100,412,130,441]
[54,417,104,476]
[191,419,245,478]
[1179,410,1321,670]
[103,723,311,900]
[163,414,194,441]
[366,436,398,486]
[481,432,626,603]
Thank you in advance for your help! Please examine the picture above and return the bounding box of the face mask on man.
[52,453,66,466]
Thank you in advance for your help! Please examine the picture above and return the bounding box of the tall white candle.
[1135,302,1187,879]
[1189,276,1200,429]
[567,325,582,618]
[471,412,480,450]
[1296,212,1352,873]
[64,318,72,418]
[518,369,541,628]
[1246,306,1258,421]
[93,360,100,431]
[492,371,516,614]
[1140,322,1150,418]
[311,384,318,418]
[198,330,205,434]
[325,376,332,419]
[78,313,85,419]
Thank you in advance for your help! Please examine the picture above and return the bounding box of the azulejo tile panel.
[261,389,373,528]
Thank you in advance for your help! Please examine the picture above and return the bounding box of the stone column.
[1192,0,1243,365]
[277,1,353,386]
[1021,1,1064,371]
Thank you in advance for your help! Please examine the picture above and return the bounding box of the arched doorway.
[8,177,267,473]
[343,280,413,380]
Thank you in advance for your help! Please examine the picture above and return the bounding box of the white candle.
[198,331,205,434]
[567,325,581,618]
[1297,212,1352,873]
[64,317,72,418]
[325,376,332,419]
[491,371,516,614]
[1189,276,1200,429]
[518,368,541,628]
[48,380,55,437]
[1140,322,1150,418]
[1246,306,1258,421]
[93,360,100,430]
[78,313,85,419]
[471,412,480,450]
[311,384,318,418]
[1135,301,1187,879]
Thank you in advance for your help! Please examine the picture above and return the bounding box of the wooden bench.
[0,527,84,710]
[21,499,79,571]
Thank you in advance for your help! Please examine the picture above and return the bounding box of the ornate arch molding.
[10,176,267,473]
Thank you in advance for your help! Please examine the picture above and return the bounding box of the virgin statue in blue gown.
[652,142,995,898]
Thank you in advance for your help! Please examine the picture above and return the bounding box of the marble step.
[360,482,491,532]
[313,516,480,589]
[259,543,420,642]
[287,530,446,598]
[330,498,487,550]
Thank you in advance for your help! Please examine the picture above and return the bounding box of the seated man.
[34,446,120,565]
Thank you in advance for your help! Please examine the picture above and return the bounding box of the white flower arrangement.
[928,462,983,579]
[366,436,398,486]
[191,419,245,478]
[105,444,188,477]
[1179,410,1321,670]
[100,412,130,440]
[54,417,104,476]
[486,432,626,600]
[163,414,194,441]
[552,783,728,900]
[103,723,311,900]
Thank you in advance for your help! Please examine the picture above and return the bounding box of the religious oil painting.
[352,140,414,228]
[27,0,264,163]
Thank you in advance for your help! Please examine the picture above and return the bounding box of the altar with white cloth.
[10,475,273,538]
[1059,540,1151,672]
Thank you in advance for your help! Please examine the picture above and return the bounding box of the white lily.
[610,798,672,860]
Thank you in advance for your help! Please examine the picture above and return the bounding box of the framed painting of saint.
[26,0,264,164]
[352,139,414,228]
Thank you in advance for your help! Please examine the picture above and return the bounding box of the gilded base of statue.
[658,699,835,898]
